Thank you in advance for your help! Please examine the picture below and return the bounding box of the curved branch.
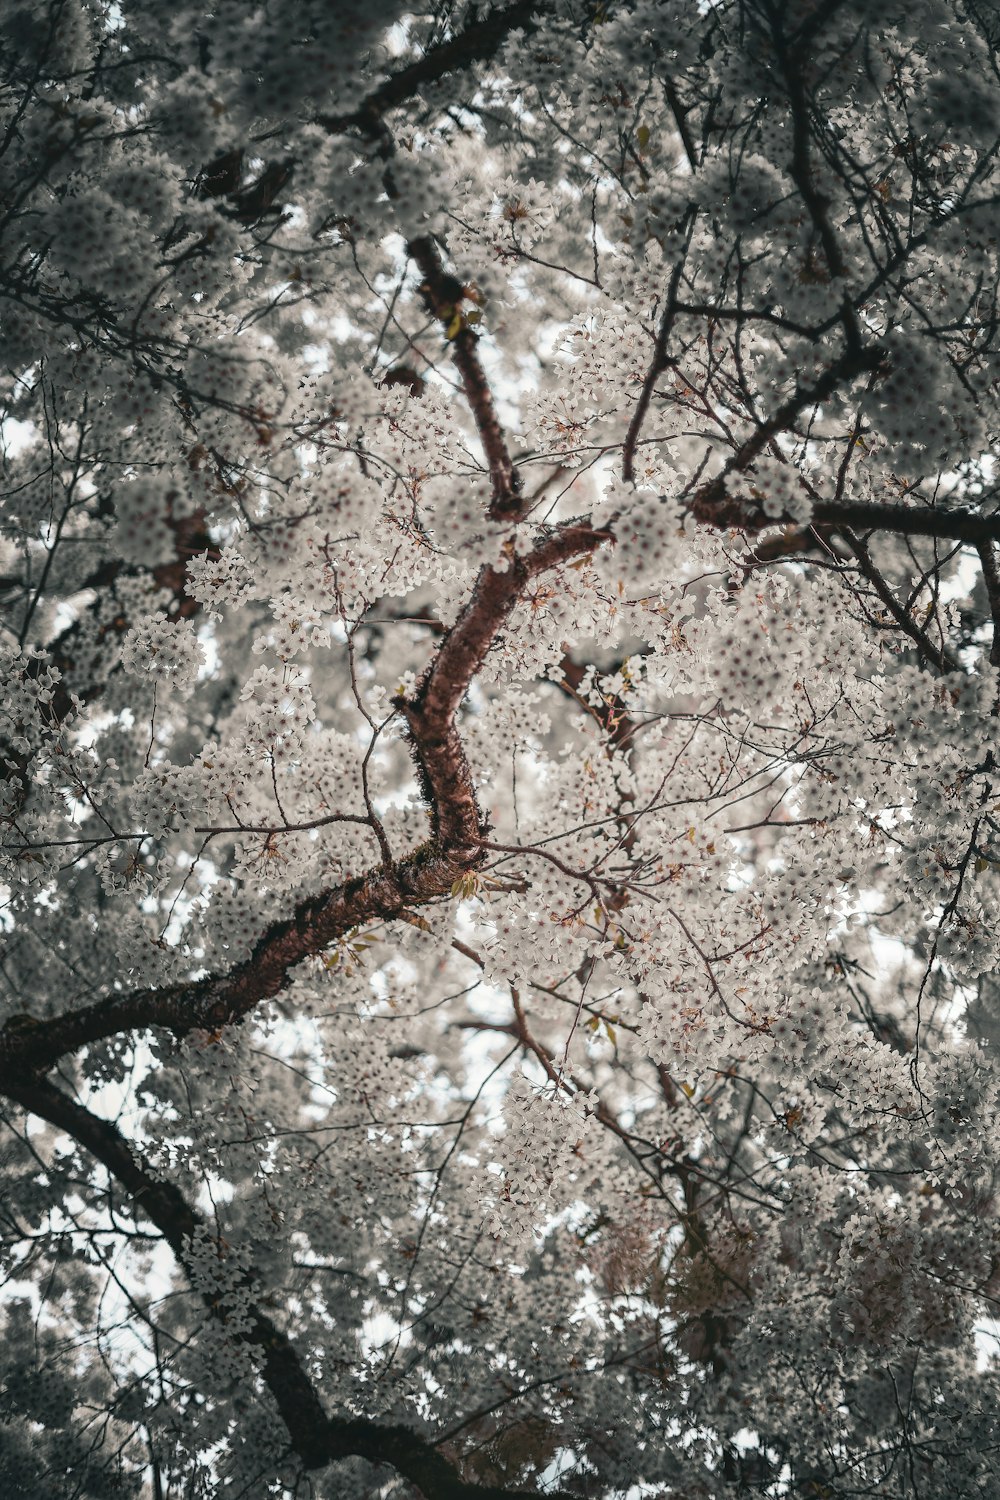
[0,1072,575,1499]
[0,523,605,1076]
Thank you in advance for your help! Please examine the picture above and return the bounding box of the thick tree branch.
[409,235,524,518]
[765,497,1000,547]
[318,2,546,136]
[322,10,533,522]
[0,1072,574,1500]
[0,523,605,1075]
[977,539,1000,667]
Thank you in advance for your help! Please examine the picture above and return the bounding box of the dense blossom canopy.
[4,1,1000,1495]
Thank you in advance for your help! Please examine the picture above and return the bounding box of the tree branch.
[687,348,1000,547]
[841,527,960,673]
[0,523,605,1075]
[322,10,535,522]
[807,498,1000,547]
[409,235,523,518]
[689,346,885,530]
[318,3,547,136]
[0,1072,575,1499]
[977,539,1000,667]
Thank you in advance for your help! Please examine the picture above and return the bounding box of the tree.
[3,0,1000,1493]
